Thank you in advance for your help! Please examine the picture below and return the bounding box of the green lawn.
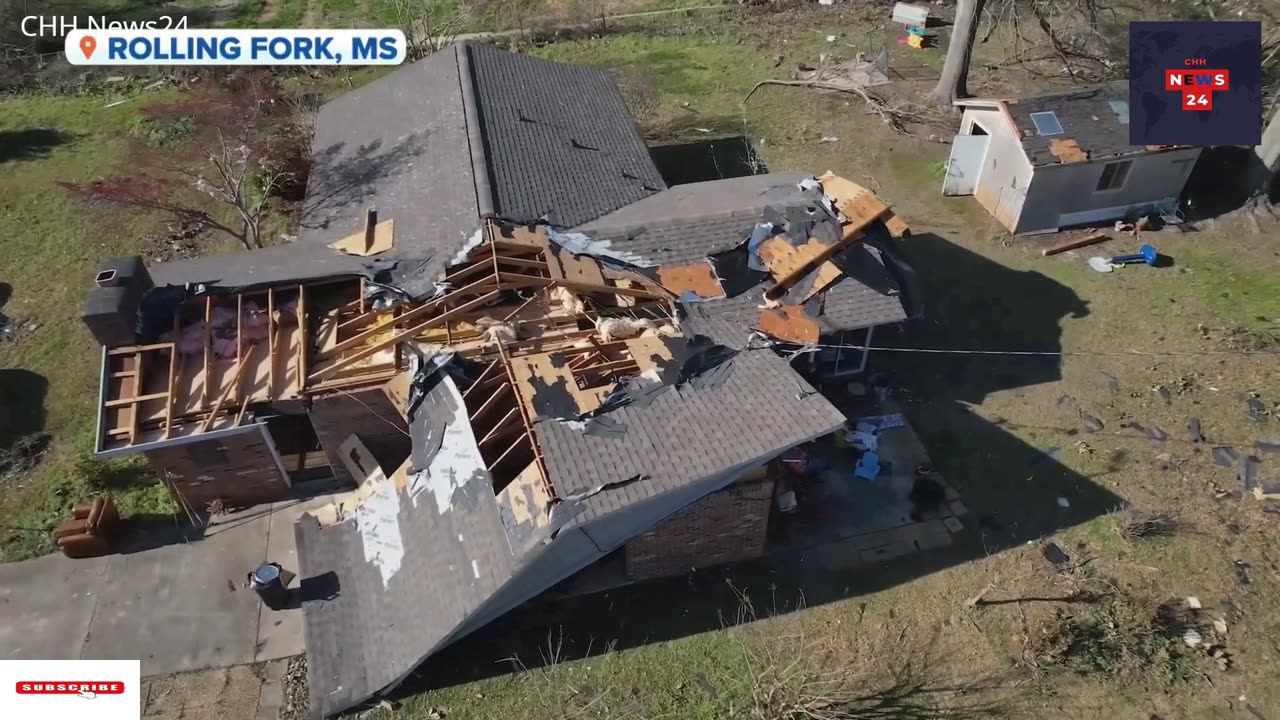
[0,90,185,560]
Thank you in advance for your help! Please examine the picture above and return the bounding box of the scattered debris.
[1246,395,1268,422]
[1188,417,1205,443]
[819,135,840,143]
[1043,542,1071,567]
[1233,560,1252,587]
[1145,425,1169,442]
[1211,446,1238,468]
[1183,628,1202,648]
[1258,438,1280,453]
[1101,372,1120,394]
[1238,455,1259,492]
[1042,232,1109,257]
[1152,385,1171,403]
[1055,394,1074,412]
[1186,596,1202,609]
[1112,507,1178,541]
[1075,440,1093,454]
[1056,497,1071,508]
[0,315,38,344]
[1081,413,1105,432]
[1213,617,1228,635]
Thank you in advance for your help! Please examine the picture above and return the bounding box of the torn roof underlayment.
[97,44,919,720]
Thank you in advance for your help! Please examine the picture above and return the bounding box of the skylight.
[1108,100,1130,125]
[1029,111,1064,136]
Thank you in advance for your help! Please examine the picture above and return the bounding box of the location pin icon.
[80,35,97,59]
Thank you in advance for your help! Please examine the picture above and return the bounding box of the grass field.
[4,2,1280,718]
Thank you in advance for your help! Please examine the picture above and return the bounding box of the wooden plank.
[311,290,501,382]
[319,275,497,360]
[557,250,606,286]
[164,313,180,439]
[487,434,531,471]
[479,407,520,445]
[235,294,244,407]
[801,260,844,302]
[296,285,307,392]
[199,359,249,433]
[496,273,666,299]
[234,393,251,426]
[106,342,173,356]
[575,358,638,376]
[471,382,512,421]
[1042,232,1109,257]
[463,360,501,400]
[130,351,143,444]
[106,391,170,408]
[494,256,549,271]
[267,287,275,397]
[202,295,213,406]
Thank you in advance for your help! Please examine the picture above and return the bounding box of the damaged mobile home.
[80,43,916,718]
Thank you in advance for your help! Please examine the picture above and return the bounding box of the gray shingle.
[299,47,479,265]
[1005,84,1139,167]
[466,43,667,227]
[536,320,846,525]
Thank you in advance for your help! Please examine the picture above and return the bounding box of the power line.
[757,338,1280,358]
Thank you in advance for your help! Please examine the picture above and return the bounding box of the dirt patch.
[144,666,263,720]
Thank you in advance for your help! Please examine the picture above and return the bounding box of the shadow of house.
[649,135,766,186]
[878,232,1088,404]
[0,129,71,163]
[399,409,1118,695]
[1181,146,1280,221]
[0,369,47,454]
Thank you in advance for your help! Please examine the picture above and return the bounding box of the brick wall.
[145,430,290,510]
[309,389,410,486]
[624,469,775,581]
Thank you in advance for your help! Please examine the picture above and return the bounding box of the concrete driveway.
[0,495,332,677]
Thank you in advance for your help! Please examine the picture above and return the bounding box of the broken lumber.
[1042,232,1109,257]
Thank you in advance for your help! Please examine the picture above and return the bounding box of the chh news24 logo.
[1164,65,1229,111]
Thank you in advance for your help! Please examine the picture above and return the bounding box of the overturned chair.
[51,495,121,558]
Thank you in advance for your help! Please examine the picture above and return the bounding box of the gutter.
[456,43,497,219]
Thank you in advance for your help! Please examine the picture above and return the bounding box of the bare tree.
[387,0,472,58]
[929,0,988,107]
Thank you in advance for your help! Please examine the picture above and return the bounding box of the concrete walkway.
[0,495,334,677]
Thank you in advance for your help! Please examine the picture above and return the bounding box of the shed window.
[1096,160,1132,191]
[1029,111,1064,136]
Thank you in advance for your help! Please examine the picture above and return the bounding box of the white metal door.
[942,134,989,196]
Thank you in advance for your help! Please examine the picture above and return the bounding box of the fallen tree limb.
[742,78,925,135]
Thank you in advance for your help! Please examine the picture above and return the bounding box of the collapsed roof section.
[90,170,913,718]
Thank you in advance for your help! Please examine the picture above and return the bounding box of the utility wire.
[753,336,1280,358]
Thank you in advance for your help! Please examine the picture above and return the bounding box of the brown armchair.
[52,495,121,558]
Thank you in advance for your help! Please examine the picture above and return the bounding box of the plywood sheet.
[655,262,724,298]
[757,237,831,282]
[1048,138,1088,163]
[817,173,888,228]
[758,305,821,345]
[625,336,674,372]
[329,219,394,256]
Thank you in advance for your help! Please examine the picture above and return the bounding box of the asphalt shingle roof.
[994,84,1139,167]
[536,315,846,526]
[466,43,667,227]
[299,46,478,268]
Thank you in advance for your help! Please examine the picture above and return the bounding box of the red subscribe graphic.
[16,681,126,694]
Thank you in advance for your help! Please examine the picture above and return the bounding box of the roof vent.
[1029,111,1064,136]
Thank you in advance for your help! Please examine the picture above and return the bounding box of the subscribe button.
[65,29,407,65]
[16,681,127,694]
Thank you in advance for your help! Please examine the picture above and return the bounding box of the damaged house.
[944,84,1201,233]
[81,43,917,718]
